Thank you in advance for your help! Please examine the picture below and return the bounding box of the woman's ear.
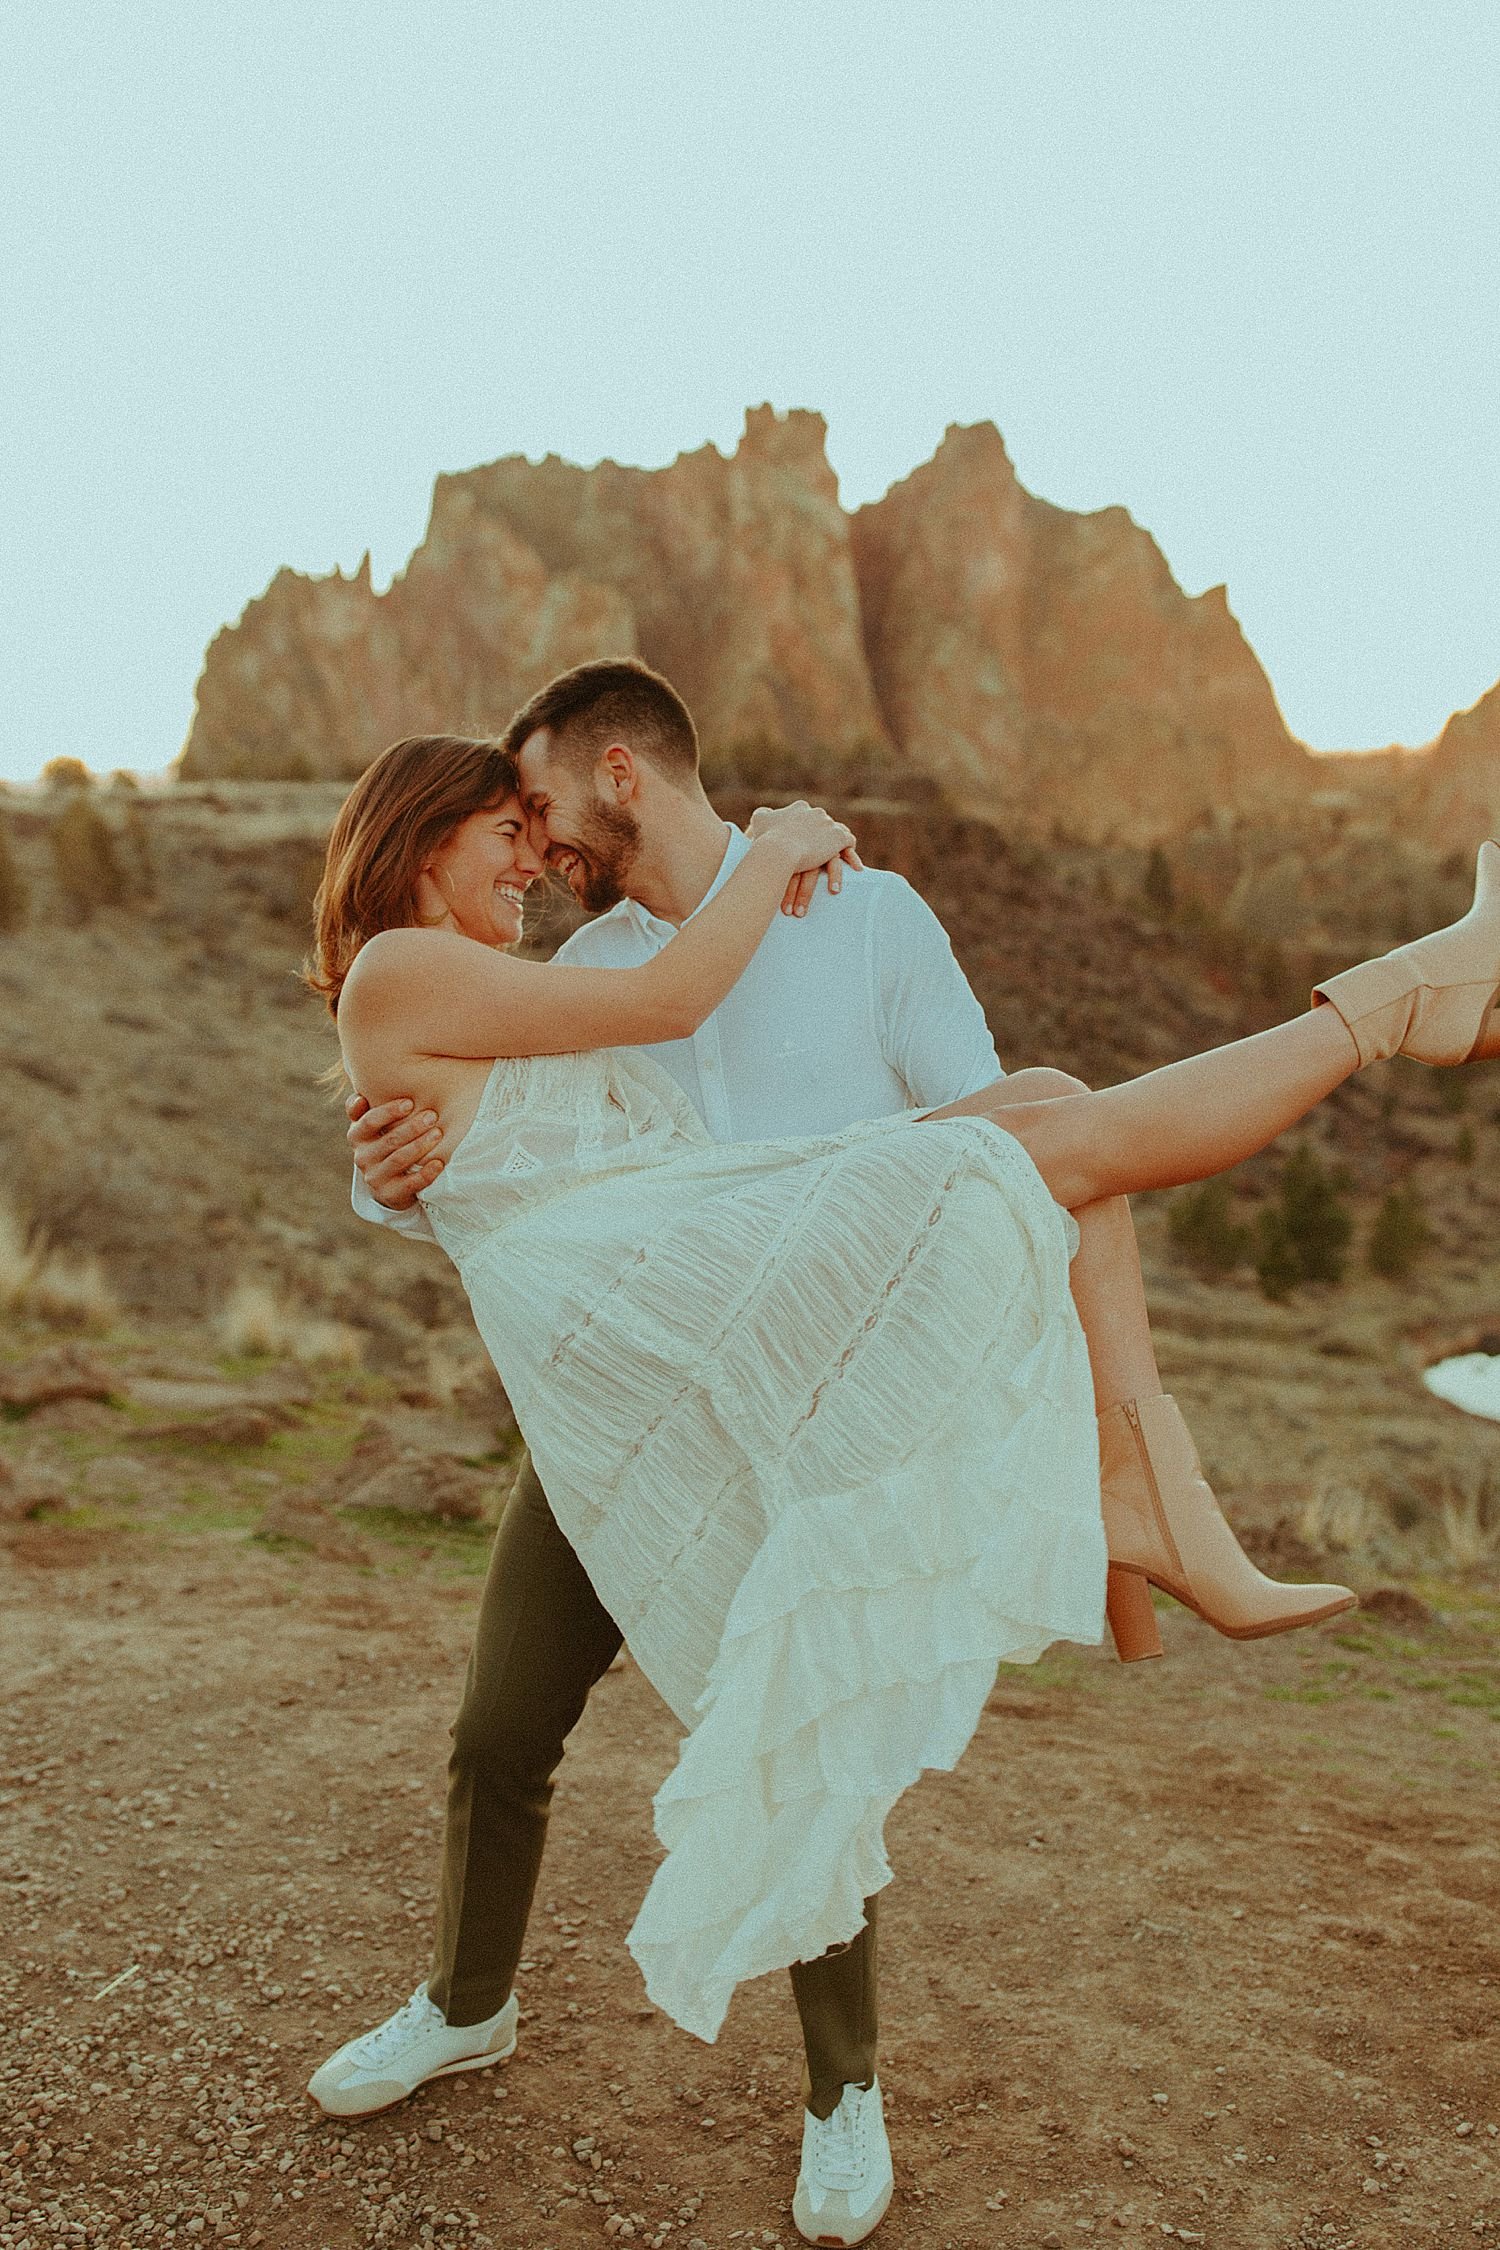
[417,857,454,905]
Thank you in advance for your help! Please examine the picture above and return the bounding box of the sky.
[3,0,1498,784]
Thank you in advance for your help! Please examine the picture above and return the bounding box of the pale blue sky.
[3,1,1498,783]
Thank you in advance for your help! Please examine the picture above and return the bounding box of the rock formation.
[1412,682,1500,849]
[851,422,1314,845]
[451,405,890,768]
[182,529,633,782]
[180,407,886,783]
[180,408,1497,857]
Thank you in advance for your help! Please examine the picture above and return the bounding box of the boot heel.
[1106,1566,1164,1663]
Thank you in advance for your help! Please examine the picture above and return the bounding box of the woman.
[311,732,1499,2042]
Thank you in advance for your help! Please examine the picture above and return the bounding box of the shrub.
[1297,1482,1381,1559]
[1278,1144,1354,1285]
[24,1251,121,1334]
[1455,1125,1476,1165]
[40,756,93,792]
[1440,1471,1500,1572]
[218,1277,292,1357]
[1253,938,1299,1014]
[1142,846,1176,919]
[1167,1179,1250,1276]
[48,794,129,918]
[1367,1186,1430,1280]
[0,1199,118,1331]
[0,814,28,933]
[217,1275,363,1367]
[121,799,156,898]
[1253,1208,1302,1303]
[0,1198,41,1309]
[1254,1145,1354,1299]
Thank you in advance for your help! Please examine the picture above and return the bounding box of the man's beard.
[568,797,642,914]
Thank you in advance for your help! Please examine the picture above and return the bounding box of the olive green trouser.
[426,1454,878,2118]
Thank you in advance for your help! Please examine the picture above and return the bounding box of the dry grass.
[0,1197,42,1310]
[23,1250,122,1334]
[1295,1480,1384,1557]
[1439,1470,1500,1572]
[217,1274,363,1368]
[1292,1462,1500,1583]
[0,1196,119,1331]
[47,791,131,918]
[0,811,29,932]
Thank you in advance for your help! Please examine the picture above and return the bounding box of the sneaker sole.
[307,2030,517,2120]
[793,2174,893,2247]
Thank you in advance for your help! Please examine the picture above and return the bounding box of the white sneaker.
[307,1985,518,2118]
[792,2078,894,2246]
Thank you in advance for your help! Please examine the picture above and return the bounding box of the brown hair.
[500,656,700,783]
[305,733,519,1014]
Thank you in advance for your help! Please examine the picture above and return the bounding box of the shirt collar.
[623,823,747,941]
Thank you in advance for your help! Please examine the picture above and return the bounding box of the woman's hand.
[746,802,864,916]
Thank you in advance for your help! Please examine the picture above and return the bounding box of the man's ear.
[601,743,639,799]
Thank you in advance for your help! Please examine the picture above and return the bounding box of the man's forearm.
[350,1170,439,1242]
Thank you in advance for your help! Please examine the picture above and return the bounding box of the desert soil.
[2,781,1498,2250]
[3,1425,1498,2250]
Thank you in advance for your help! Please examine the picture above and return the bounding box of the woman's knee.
[998,1064,1090,1104]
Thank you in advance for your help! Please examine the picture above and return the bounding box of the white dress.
[421,1045,1106,2042]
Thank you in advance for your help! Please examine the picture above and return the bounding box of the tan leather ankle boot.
[1099,1394,1357,1662]
[1312,838,1500,1066]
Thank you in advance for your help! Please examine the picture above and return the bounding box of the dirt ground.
[3,1481,1497,2250]
[2,782,1498,2250]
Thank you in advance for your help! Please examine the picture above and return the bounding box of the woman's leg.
[995,1068,1161,1413]
[940,840,1500,1204]
[930,1008,1361,1210]
[992,1066,1355,1659]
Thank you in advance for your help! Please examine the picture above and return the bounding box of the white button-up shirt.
[352,825,1002,1235]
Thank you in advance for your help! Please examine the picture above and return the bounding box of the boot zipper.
[1124,1400,1184,1587]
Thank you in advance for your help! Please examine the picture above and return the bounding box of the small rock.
[0,1343,114,1411]
[341,1449,492,1523]
[79,1453,153,1501]
[141,1407,286,1448]
[1359,1585,1434,1627]
[0,1454,69,1523]
[257,1494,370,1564]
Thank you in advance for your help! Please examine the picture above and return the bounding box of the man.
[308,657,1178,2245]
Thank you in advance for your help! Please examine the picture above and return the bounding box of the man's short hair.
[502,658,700,784]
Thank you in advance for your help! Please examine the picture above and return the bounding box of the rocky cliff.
[180,407,886,785]
[450,405,890,768]
[183,526,634,783]
[1411,682,1500,847]
[851,422,1315,844]
[180,409,1497,854]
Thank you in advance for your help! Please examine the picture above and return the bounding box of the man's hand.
[346,1091,445,1210]
[746,805,864,918]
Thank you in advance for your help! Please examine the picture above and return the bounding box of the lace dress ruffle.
[422,1048,1105,2042]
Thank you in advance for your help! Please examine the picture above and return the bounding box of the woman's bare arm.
[338,813,851,1075]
